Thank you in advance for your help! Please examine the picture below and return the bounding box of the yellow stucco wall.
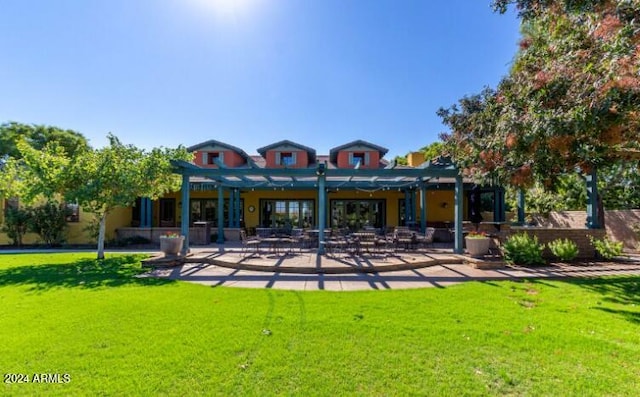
[1,188,469,245]
[191,188,466,228]
[0,200,133,245]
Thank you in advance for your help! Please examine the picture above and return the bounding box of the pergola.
[170,157,499,256]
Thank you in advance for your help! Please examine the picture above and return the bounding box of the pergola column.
[317,164,326,254]
[420,184,427,233]
[454,175,464,254]
[492,187,506,223]
[180,175,190,256]
[517,189,526,224]
[217,185,225,244]
[586,169,600,229]
[140,197,152,227]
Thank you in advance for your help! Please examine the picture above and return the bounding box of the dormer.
[188,140,252,168]
[329,140,388,169]
[256,140,316,168]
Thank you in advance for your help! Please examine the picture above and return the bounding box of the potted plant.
[465,231,491,257]
[159,232,184,257]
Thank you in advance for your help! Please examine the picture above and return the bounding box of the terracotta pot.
[465,237,491,257]
[160,236,184,257]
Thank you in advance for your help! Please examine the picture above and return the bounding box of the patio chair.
[417,227,436,249]
[290,228,305,252]
[240,230,261,257]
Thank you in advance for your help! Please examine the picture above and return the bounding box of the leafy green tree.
[440,0,640,188]
[16,133,190,258]
[0,122,88,159]
[65,135,190,259]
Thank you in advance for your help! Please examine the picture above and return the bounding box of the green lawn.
[1,253,639,396]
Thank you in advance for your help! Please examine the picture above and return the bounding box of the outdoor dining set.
[239,226,436,257]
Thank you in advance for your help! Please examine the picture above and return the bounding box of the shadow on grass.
[566,276,640,324]
[0,255,174,291]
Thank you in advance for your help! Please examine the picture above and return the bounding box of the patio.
[143,247,640,291]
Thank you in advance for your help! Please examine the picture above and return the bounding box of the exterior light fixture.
[316,163,326,176]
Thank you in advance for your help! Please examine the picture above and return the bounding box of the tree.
[0,122,89,159]
[439,0,640,188]
[17,133,190,259]
[65,135,190,259]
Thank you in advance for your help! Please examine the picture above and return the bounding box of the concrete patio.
[143,247,640,291]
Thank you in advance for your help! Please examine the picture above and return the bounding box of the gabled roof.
[329,140,389,163]
[256,140,316,163]
[187,139,253,163]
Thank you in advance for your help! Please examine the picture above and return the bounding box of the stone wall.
[530,210,640,251]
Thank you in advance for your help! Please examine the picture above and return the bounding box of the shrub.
[1,207,31,246]
[108,236,152,247]
[548,238,579,262]
[502,233,545,266]
[29,202,70,247]
[589,236,623,260]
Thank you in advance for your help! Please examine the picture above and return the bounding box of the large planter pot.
[465,237,491,258]
[160,236,184,257]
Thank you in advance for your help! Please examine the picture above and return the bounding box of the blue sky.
[0,0,520,158]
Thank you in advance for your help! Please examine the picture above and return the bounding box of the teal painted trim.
[586,169,599,229]
[454,175,464,254]
[146,198,152,227]
[180,175,190,255]
[420,185,426,233]
[217,186,225,244]
[174,165,458,179]
[140,197,151,228]
[140,198,147,228]
[517,190,525,224]
[318,174,326,254]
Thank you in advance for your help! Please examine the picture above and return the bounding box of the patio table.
[261,237,293,255]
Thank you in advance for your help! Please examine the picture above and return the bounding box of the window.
[207,152,220,165]
[279,152,296,166]
[159,198,176,227]
[190,199,243,227]
[331,199,385,230]
[351,152,365,166]
[65,202,80,223]
[260,199,314,228]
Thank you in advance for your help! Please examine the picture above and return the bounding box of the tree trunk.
[97,212,107,260]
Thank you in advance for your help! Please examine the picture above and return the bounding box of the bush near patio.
[590,236,624,260]
[502,233,545,266]
[2,253,640,396]
[548,238,579,262]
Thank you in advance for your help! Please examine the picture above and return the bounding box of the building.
[1,139,508,251]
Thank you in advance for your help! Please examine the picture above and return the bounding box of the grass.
[1,253,639,396]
